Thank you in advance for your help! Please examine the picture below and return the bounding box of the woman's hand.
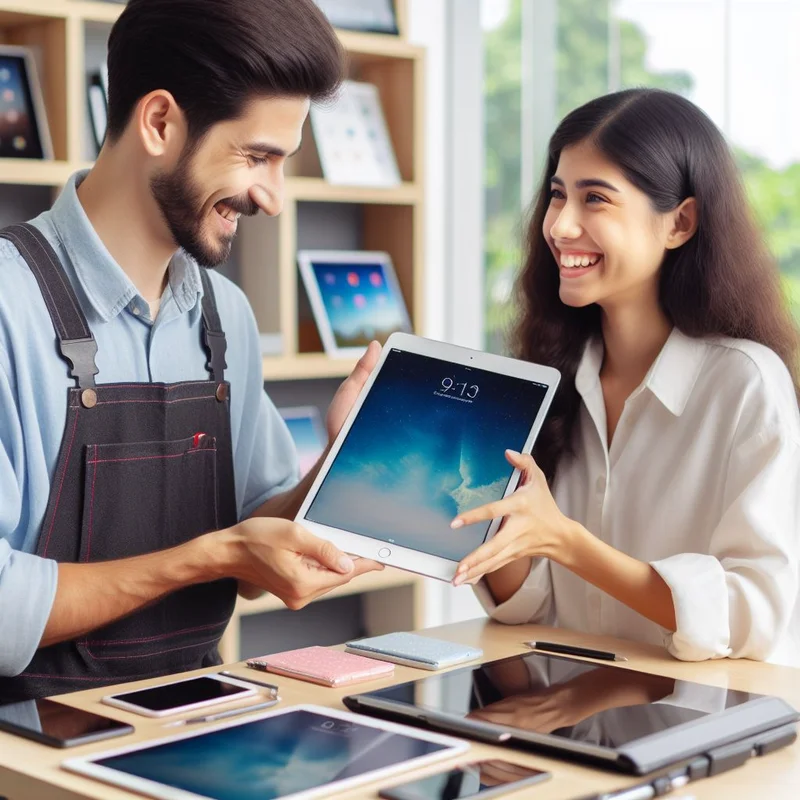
[452,450,577,586]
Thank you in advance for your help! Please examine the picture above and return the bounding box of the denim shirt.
[0,171,299,676]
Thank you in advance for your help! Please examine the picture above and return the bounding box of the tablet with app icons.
[298,250,412,358]
[0,46,53,159]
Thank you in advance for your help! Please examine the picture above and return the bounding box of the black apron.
[0,223,238,701]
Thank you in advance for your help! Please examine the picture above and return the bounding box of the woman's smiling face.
[543,140,679,311]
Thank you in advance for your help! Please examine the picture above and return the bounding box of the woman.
[452,88,800,665]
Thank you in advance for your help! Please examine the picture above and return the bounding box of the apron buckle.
[203,329,228,384]
[60,336,99,389]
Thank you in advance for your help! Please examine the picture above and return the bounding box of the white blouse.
[475,329,800,666]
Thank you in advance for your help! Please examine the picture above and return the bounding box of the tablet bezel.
[296,332,560,581]
[62,703,468,800]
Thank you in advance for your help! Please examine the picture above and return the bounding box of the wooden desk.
[1,619,799,800]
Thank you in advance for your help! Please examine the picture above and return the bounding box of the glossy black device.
[0,698,134,748]
[105,675,252,713]
[345,650,800,775]
[379,759,550,800]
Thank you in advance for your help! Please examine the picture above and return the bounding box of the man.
[0,0,382,700]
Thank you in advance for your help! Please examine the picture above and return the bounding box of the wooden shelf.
[63,0,121,22]
[287,177,420,205]
[338,29,423,60]
[262,353,357,381]
[235,569,424,617]
[0,7,62,25]
[0,159,74,185]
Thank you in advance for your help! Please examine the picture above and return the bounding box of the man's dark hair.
[105,0,344,143]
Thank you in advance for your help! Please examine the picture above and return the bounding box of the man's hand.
[220,517,383,610]
[38,517,382,650]
[325,341,381,442]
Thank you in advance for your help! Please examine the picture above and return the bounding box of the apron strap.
[199,268,227,384]
[0,223,98,389]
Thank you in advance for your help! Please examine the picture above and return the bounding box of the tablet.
[62,704,468,800]
[296,332,560,581]
[297,250,412,358]
[343,651,800,775]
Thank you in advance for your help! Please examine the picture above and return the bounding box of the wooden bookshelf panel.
[0,158,71,184]
[261,353,356,381]
[363,203,416,331]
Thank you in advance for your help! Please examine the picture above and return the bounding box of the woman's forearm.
[559,523,677,631]
[484,556,533,605]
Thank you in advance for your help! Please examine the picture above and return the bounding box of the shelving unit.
[0,0,426,383]
[0,0,429,657]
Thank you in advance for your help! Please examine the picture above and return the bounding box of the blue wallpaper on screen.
[98,710,445,800]
[307,350,548,561]
[312,261,410,348]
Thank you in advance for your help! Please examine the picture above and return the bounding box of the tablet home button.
[378,547,392,559]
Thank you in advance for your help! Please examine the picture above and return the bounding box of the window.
[482,0,800,353]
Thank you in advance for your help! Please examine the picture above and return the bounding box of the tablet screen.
[91,709,450,800]
[306,348,550,561]
[362,652,758,749]
[0,55,46,159]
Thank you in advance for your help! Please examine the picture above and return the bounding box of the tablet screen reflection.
[370,652,755,748]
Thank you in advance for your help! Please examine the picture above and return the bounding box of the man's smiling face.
[149,95,309,267]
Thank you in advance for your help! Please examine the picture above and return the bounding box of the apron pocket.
[76,435,235,669]
[79,434,219,561]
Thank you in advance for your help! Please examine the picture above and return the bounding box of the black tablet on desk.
[343,651,799,775]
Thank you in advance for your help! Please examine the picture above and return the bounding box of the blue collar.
[49,170,204,323]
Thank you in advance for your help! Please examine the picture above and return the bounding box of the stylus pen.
[218,670,280,696]
[525,640,628,662]
[163,697,280,727]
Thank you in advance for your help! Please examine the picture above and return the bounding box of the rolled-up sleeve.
[472,557,555,625]
[0,541,57,676]
[651,426,800,663]
[0,355,58,676]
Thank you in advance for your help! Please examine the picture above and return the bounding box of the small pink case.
[246,646,395,687]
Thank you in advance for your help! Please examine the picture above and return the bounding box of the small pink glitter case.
[246,645,395,687]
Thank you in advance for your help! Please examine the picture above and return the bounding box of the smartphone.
[0,698,134,748]
[379,760,551,800]
[101,674,257,718]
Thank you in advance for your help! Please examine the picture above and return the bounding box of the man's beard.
[150,148,258,268]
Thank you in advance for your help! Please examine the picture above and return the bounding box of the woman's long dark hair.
[514,88,799,482]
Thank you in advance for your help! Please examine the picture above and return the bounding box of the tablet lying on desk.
[343,651,799,776]
[295,332,560,581]
[63,704,468,800]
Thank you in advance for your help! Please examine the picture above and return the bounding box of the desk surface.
[1,619,799,800]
